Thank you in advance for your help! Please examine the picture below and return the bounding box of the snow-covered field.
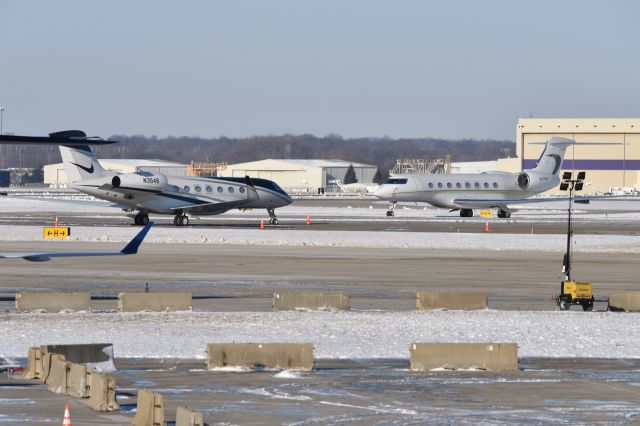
[0,224,639,253]
[1,310,639,360]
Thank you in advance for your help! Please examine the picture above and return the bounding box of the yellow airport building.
[514,118,640,194]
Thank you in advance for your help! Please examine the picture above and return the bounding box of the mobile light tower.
[556,171,594,311]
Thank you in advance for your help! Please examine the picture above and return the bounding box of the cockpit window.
[384,178,408,185]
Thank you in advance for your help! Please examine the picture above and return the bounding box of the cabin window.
[456,182,461,188]
[183,186,190,192]
[437,182,443,189]
[474,182,480,188]
[239,187,246,194]
[194,185,202,193]
[493,182,499,188]
[484,182,489,188]
[446,182,452,188]
[384,178,408,185]
[428,182,434,189]
[217,186,223,193]
[465,182,471,188]
[228,187,235,193]
[206,186,213,193]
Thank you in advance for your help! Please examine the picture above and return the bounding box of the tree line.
[1,134,515,182]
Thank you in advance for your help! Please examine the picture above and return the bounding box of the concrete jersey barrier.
[86,372,120,412]
[24,347,43,380]
[132,389,165,426]
[410,342,518,371]
[41,343,115,371]
[46,354,68,394]
[273,292,350,311]
[176,406,206,426]
[609,292,640,312]
[207,343,314,371]
[118,292,192,312]
[416,291,488,310]
[15,292,91,313]
[66,362,93,398]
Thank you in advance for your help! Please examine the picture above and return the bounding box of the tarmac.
[0,244,637,312]
[1,201,640,423]
[3,358,640,424]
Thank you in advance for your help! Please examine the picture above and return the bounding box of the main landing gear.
[497,209,511,219]
[459,209,473,218]
[267,208,278,225]
[386,202,397,217]
[173,211,189,226]
[134,213,149,226]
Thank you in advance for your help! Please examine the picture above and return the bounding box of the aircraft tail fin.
[54,131,108,183]
[529,137,575,176]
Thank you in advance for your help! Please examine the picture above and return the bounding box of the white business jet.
[0,221,152,261]
[0,131,292,226]
[375,137,580,218]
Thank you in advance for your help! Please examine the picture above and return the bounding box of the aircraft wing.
[0,222,153,262]
[452,196,592,207]
[170,198,254,213]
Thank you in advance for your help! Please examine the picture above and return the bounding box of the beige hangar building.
[515,118,640,194]
[456,118,640,194]
[223,159,378,193]
[44,159,188,186]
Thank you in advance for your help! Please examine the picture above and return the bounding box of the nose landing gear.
[459,209,473,218]
[386,202,397,217]
[267,208,279,225]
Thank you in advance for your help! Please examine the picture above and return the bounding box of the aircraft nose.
[374,185,389,200]
[281,193,293,206]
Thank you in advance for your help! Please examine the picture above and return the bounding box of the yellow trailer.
[556,281,594,311]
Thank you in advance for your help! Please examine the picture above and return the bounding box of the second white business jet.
[375,137,583,218]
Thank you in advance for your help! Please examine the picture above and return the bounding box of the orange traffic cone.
[484,221,490,233]
[260,219,265,230]
[306,215,311,225]
[62,403,72,426]
[54,216,59,227]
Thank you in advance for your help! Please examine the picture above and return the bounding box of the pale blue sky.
[0,1,638,140]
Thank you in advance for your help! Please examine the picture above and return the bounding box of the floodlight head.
[562,171,572,180]
[559,182,569,191]
[577,171,586,180]
[575,182,584,191]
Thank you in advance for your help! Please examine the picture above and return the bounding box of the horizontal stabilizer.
[0,130,116,146]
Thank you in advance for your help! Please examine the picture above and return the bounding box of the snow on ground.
[1,310,638,359]
[0,224,638,253]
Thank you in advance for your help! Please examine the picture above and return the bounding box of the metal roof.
[260,159,376,168]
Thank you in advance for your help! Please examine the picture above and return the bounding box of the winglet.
[120,222,153,255]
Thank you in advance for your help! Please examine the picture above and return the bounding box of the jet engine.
[516,171,559,192]
[111,172,168,190]
[517,172,530,189]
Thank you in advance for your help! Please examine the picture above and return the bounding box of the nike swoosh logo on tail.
[71,162,94,174]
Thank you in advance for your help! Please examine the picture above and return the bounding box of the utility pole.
[559,171,586,281]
